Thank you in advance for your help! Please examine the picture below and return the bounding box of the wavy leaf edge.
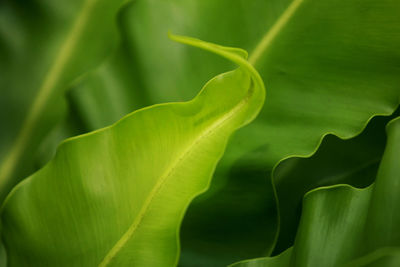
[1,34,266,267]
[267,106,400,256]
[230,115,400,267]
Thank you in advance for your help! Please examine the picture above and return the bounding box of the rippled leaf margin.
[231,116,400,266]
[1,35,265,266]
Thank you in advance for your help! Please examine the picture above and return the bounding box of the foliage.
[231,117,400,266]
[0,0,129,202]
[1,35,265,266]
[1,0,400,266]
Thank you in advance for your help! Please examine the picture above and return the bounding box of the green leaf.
[230,117,400,267]
[273,112,398,253]
[0,242,6,267]
[62,1,400,264]
[345,248,400,267]
[0,35,265,266]
[0,0,129,201]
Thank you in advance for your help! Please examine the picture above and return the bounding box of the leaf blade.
[231,117,400,267]
[1,36,265,266]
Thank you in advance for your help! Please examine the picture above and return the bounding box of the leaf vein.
[98,95,250,266]
[249,0,305,65]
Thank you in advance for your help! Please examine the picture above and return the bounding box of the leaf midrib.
[99,0,305,264]
[0,0,97,189]
[249,0,304,65]
[1,0,303,262]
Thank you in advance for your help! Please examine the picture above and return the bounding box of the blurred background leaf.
[0,0,129,202]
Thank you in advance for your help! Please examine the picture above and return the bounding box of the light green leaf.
[230,117,400,267]
[0,35,265,266]
[62,1,400,264]
[0,0,129,201]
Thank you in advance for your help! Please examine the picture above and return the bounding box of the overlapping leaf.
[231,117,400,266]
[62,0,400,264]
[0,36,265,266]
[272,112,398,253]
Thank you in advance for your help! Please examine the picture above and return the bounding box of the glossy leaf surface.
[1,36,265,266]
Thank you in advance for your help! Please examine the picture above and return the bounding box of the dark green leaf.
[0,0,129,201]
[231,117,400,267]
